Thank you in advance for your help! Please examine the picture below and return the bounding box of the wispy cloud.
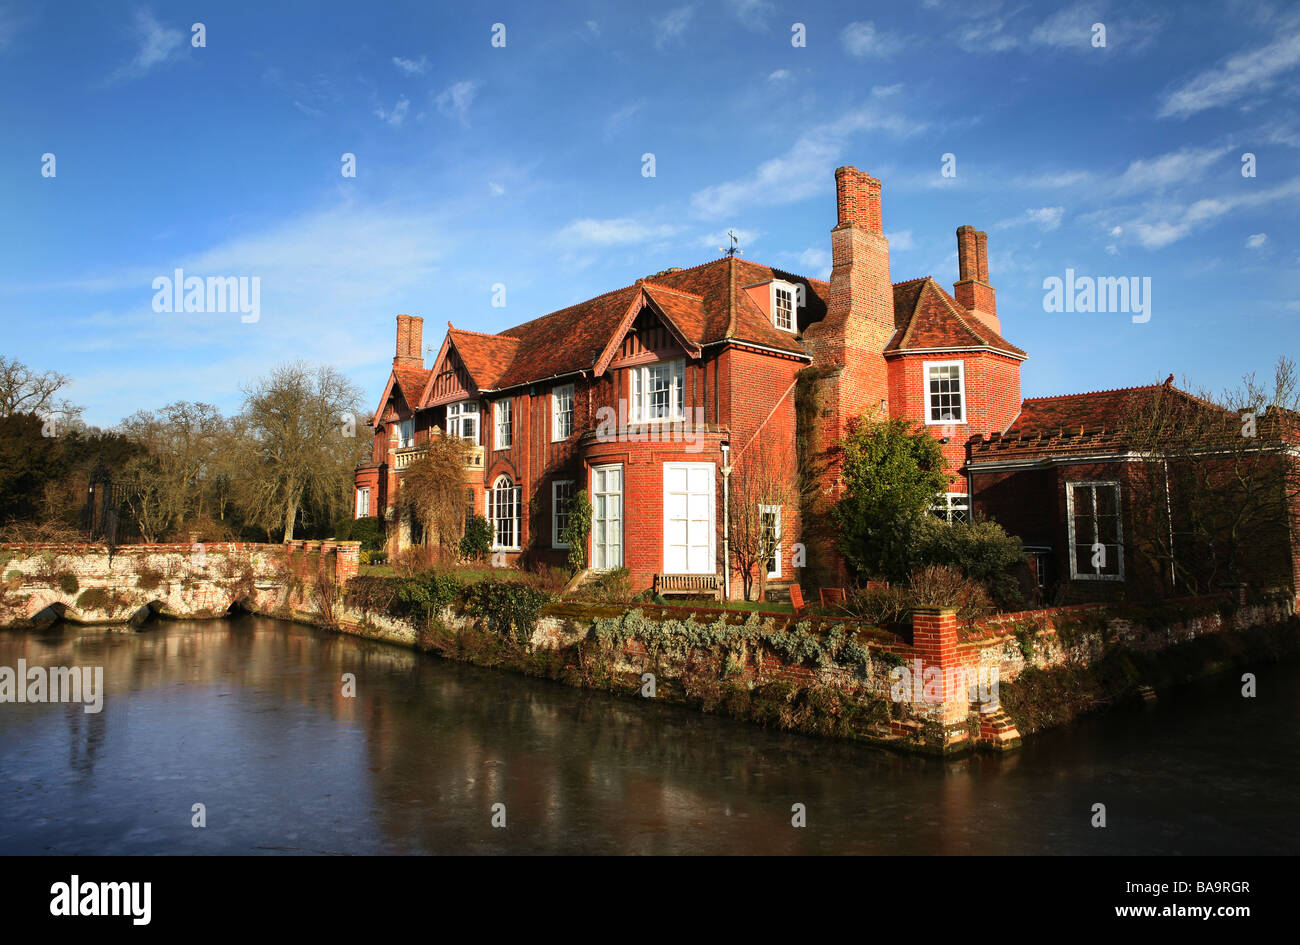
[1115,145,1232,193]
[1159,19,1300,117]
[109,9,186,83]
[841,21,905,58]
[699,228,761,252]
[435,79,480,125]
[690,105,925,217]
[391,55,428,76]
[1123,177,1300,248]
[555,218,683,247]
[653,6,695,50]
[725,0,775,31]
[1246,232,1269,248]
[604,100,646,139]
[375,97,409,127]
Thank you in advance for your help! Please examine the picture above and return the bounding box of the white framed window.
[446,401,479,443]
[663,462,715,575]
[770,281,797,332]
[552,384,574,441]
[494,399,512,450]
[631,359,685,422]
[930,493,971,524]
[489,475,521,550]
[759,504,782,578]
[1066,480,1124,581]
[355,487,371,519]
[398,418,415,448]
[591,464,623,570]
[552,479,574,549]
[924,360,966,424]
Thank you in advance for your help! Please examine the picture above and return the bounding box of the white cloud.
[1116,145,1232,193]
[1246,232,1269,248]
[885,230,916,250]
[794,248,831,278]
[872,83,903,97]
[1160,22,1300,118]
[110,9,186,82]
[1027,207,1065,230]
[690,106,925,217]
[555,218,683,247]
[488,182,505,197]
[1029,2,1106,49]
[435,80,480,124]
[375,97,409,127]
[841,21,904,58]
[653,7,694,49]
[604,100,645,139]
[391,56,428,76]
[767,69,792,83]
[1124,177,1300,248]
[699,228,761,252]
[726,0,775,30]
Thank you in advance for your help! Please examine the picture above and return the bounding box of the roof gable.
[885,278,1026,359]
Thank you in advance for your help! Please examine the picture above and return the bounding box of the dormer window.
[771,280,797,332]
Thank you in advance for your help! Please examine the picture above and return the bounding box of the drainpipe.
[721,440,731,601]
[1163,458,1176,591]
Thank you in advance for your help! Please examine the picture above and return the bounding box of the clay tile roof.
[391,366,431,408]
[436,258,819,392]
[885,278,1026,359]
[968,382,1242,458]
[447,327,520,389]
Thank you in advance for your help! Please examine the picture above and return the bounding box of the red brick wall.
[887,350,1022,486]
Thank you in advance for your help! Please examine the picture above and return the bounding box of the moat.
[1,615,1297,855]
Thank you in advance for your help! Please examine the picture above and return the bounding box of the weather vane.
[718,230,743,258]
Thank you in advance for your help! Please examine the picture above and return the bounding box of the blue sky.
[2,0,1298,427]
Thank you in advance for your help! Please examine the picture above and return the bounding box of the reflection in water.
[0,615,1297,854]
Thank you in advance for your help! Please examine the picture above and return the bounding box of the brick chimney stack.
[805,165,895,461]
[394,313,424,368]
[953,226,1000,335]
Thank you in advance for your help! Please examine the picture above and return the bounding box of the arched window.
[490,475,521,550]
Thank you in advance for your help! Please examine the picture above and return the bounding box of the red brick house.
[967,381,1300,604]
[356,165,1033,595]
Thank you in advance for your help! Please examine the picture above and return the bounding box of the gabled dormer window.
[771,280,798,332]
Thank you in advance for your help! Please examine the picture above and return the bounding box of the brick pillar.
[335,541,360,583]
[910,606,972,755]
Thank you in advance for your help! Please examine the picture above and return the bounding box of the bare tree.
[117,402,227,537]
[727,438,799,601]
[1125,357,1299,595]
[0,357,71,418]
[236,362,365,541]
[398,433,469,551]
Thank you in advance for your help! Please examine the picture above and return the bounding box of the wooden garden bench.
[654,573,723,601]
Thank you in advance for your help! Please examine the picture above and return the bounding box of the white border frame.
[590,463,624,571]
[922,359,966,425]
[551,383,575,442]
[759,503,782,578]
[662,461,717,575]
[770,280,798,333]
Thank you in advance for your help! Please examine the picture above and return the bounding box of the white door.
[663,463,715,574]
[592,465,623,570]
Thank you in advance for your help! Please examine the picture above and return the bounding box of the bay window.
[631,359,685,422]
